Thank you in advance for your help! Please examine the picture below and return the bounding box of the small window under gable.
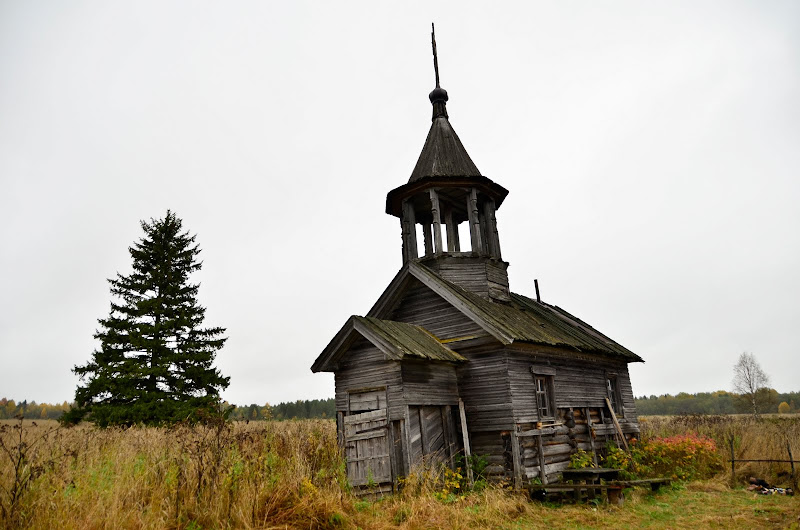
[348,387,387,414]
[606,373,622,417]
[530,365,556,422]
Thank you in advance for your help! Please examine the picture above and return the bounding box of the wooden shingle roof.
[408,115,482,183]
[369,262,643,362]
[311,315,465,373]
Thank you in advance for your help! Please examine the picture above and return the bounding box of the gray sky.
[1,1,798,407]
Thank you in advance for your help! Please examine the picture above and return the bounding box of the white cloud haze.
[1,1,798,406]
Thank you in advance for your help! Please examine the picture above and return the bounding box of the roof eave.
[385,176,509,217]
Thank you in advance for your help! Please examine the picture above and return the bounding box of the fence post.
[729,437,736,486]
[788,440,796,490]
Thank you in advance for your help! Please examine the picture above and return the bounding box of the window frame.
[605,373,623,417]
[530,365,556,423]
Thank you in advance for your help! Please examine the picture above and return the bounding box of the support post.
[511,430,523,490]
[788,441,796,490]
[401,200,417,263]
[458,399,474,487]
[443,405,455,469]
[429,189,444,255]
[422,223,433,256]
[444,206,458,252]
[404,406,414,476]
[537,433,547,485]
[466,188,483,254]
[483,199,501,259]
[478,210,489,255]
[730,437,736,486]
[336,411,345,449]
[585,407,598,467]
[605,397,629,451]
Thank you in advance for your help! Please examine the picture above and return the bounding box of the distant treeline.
[7,392,798,421]
[635,390,800,415]
[0,397,336,422]
[226,399,335,421]
[0,398,71,420]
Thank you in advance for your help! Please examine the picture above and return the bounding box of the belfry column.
[467,188,483,255]
[429,189,444,255]
[401,200,417,263]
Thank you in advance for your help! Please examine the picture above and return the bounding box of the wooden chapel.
[311,29,643,494]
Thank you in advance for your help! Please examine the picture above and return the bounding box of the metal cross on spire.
[431,23,440,88]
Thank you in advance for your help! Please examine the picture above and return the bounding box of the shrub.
[568,448,595,470]
[603,434,724,481]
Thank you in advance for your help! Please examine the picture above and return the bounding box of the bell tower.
[385,25,511,302]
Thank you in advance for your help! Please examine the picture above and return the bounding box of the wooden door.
[343,409,392,491]
[408,405,453,470]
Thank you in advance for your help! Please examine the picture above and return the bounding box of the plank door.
[343,409,392,490]
[408,405,452,469]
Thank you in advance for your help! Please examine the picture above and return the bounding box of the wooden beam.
[483,199,501,260]
[418,407,428,457]
[429,189,444,256]
[466,188,483,254]
[337,411,344,449]
[605,397,629,451]
[422,223,433,256]
[442,405,455,470]
[478,210,489,255]
[404,405,413,475]
[444,206,457,252]
[511,430,523,490]
[458,399,474,487]
[401,200,417,263]
[585,407,598,467]
[537,433,547,485]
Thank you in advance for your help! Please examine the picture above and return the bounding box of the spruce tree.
[63,211,229,426]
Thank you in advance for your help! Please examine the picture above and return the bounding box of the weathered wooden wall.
[387,278,487,340]
[333,338,404,421]
[401,360,460,406]
[507,347,638,423]
[422,256,510,302]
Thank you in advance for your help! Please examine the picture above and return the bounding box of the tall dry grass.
[1,418,348,529]
[1,415,798,529]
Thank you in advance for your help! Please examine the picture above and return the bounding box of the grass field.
[1,416,798,529]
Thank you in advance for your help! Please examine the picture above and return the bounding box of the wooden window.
[530,366,556,422]
[535,376,554,419]
[606,376,622,416]
[348,388,387,414]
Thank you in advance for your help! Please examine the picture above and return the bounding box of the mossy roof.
[371,262,643,362]
[311,315,465,372]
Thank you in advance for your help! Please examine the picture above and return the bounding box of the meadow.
[1,415,797,529]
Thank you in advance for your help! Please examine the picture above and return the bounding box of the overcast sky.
[1,1,798,407]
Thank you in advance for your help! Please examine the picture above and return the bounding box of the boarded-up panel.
[349,389,387,413]
[334,338,404,420]
[344,409,392,490]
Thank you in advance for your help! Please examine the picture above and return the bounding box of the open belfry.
[311,27,642,494]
